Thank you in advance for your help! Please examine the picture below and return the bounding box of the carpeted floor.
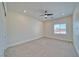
[4,37,78,57]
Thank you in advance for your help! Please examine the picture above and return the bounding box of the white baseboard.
[44,35,72,43]
[6,36,43,49]
[5,35,72,50]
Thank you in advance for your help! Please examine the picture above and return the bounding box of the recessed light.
[24,10,26,13]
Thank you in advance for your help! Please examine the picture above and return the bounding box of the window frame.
[54,24,66,34]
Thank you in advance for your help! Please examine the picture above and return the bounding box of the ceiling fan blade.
[45,14,53,16]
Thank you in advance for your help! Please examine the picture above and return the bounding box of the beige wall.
[6,11,43,46]
[43,16,73,41]
[6,11,73,47]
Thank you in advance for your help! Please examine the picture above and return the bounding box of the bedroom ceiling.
[7,2,76,21]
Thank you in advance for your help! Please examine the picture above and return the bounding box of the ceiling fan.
[40,10,53,19]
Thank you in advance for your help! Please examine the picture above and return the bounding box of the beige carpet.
[5,37,78,57]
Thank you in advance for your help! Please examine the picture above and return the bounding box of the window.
[54,24,66,34]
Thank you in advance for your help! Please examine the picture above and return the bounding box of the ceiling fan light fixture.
[44,15,47,17]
